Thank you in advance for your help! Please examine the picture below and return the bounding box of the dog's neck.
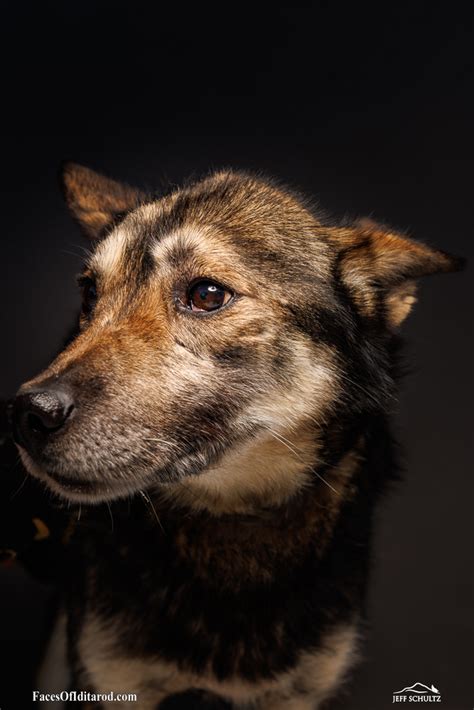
[133,431,365,588]
[72,423,372,589]
[157,423,322,516]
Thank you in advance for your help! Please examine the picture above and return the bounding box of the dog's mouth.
[44,470,99,493]
[16,445,117,502]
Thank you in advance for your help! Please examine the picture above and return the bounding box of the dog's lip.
[45,469,99,492]
[33,469,99,493]
[17,445,126,502]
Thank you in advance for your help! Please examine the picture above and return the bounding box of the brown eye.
[80,278,97,317]
[187,280,233,312]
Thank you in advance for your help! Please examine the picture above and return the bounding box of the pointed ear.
[330,218,464,328]
[60,162,147,239]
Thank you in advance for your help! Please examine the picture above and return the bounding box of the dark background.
[0,2,472,709]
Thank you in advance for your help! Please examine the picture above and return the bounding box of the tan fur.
[386,280,418,327]
[328,219,456,325]
[62,163,145,239]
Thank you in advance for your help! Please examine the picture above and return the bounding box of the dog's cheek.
[146,357,257,456]
[32,308,308,483]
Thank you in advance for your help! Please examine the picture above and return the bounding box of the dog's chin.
[16,445,143,505]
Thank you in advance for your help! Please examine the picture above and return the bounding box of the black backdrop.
[0,3,472,709]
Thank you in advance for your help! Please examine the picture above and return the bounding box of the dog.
[12,164,462,709]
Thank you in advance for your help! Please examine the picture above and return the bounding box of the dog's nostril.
[27,409,71,434]
[27,411,50,434]
[13,387,75,449]
[28,398,74,432]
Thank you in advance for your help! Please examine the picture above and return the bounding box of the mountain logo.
[392,682,441,703]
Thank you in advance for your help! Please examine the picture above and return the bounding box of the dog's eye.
[80,278,98,317]
[187,280,233,312]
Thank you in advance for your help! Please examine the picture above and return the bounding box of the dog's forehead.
[89,172,331,282]
[89,210,244,283]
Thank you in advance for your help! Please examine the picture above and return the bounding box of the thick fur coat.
[12,165,461,708]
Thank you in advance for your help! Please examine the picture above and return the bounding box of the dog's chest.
[76,609,358,709]
[73,546,307,681]
[69,519,341,680]
[67,498,365,707]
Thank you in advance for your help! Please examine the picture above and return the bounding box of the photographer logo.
[392,683,441,703]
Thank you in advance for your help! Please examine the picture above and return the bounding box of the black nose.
[13,386,75,452]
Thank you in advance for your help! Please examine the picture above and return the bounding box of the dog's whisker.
[261,426,305,457]
[9,474,28,500]
[139,489,165,533]
[310,469,340,495]
[337,371,387,406]
[60,249,85,260]
[263,426,340,495]
[71,242,93,259]
[106,502,114,532]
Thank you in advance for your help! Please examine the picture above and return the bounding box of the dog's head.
[13,165,461,509]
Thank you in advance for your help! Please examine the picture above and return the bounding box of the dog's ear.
[60,163,146,240]
[330,218,464,327]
